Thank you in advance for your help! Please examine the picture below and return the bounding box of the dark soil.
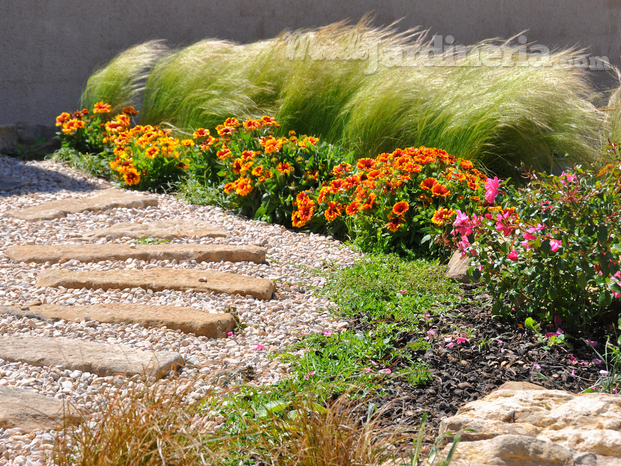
[348,283,612,442]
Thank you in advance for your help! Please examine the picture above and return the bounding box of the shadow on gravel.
[0,155,103,197]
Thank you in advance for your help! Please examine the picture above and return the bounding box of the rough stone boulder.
[446,250,477,284]
[439,382,621,465]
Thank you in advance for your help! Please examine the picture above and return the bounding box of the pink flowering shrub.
[453,163,621,330]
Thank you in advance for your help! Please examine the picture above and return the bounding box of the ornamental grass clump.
[453,156,621,331]
[293,146,490,254]
[81,19,610,176]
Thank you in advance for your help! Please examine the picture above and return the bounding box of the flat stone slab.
[8,188,158,221]
[82,219,228,240]
[0,336,183,378]
[4,304,235,338]
[7,243,266,264]
[0,386,80,432]
[36,268,275,300]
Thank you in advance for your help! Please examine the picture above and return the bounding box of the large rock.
[0,386,80,432]
[7,243,266,264]
[36,268,275,300]
[446,250,477,284]
[3,304,235,338]
[0,336,183,378]
[0,125,18,152]
[82,219,228,240]
[8,189,158,221]
[439,384,621,465]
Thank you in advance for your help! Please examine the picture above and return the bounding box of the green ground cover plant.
[77,19,610,177]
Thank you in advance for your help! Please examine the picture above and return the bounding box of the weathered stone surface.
[0,386,80,432]
[7,243,266,264]
[36,268,275,300]
[4,304,235,338]
[0,125,18,152]
[0,336,183,378]
[440,386,621,465]
[8,188,158,221]
[446,250,477,284]
[82,219,228,240]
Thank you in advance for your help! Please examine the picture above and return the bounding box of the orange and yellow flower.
[93,102,111,114]
[431,183,451,197]
[123,168,141,186]
[392,201,409,216]
[431,207,455,225]
[325,201,342,221]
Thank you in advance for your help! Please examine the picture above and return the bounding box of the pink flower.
[484,177,501,203]
[533,363,541,370]
[362,368,372,373]
[378,368,392,374]
[586,339,599,347]
[600,370,609,375]
[444,336,453,343]
[304,371,316,379]
[554,315,563,327]
[568,354,577,362]
[456,337,469,345]
[399,289,407,294]
[252,344,265,351]
[559,171,577,185]
[446,343,454,349]
[507,250,518,261]
[550,240,562,252]
[323,330,333,336]
[227,331,233,337]
[593,358,604,365]
[495,339,503,344]
[571,369,576,376]
[427,330,436,336]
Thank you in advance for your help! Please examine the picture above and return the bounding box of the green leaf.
[421,234,431,244]
[599,290,613,307]
[577,274,587,290]
[597,225,609,245]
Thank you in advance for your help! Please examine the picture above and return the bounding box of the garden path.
[0,154,358,464]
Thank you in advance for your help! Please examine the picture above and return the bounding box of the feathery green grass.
[78,19,614,176]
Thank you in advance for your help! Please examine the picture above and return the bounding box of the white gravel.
[0,154,361,464]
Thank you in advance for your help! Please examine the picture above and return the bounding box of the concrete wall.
[2,0,621,126]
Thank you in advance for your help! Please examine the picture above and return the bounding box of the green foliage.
[457,162,621,330]
[319,254,459,327]
[48,147,112,179]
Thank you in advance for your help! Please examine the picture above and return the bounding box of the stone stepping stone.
[36,268,275,300]
[0,336,183,378]
[0,386,80,431]
[82,219,228,240]
[3,304,235,338]
[7,243,266,265]
[8,188,158,221]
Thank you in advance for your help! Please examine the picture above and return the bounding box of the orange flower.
[420,178,438,191]
[224,182,235,193]
[357,158,375,170]
[122,106,139,115]
[431,183,451,197]
[325,201,342,221]
[123,168,141,186]
[260,116,279,127]
[235,177,253,196]
[261,136,283,154]
[61,119,85,134]
[385,217,404,232]
[431,207,455,225]
[93,102,111,114]
[145,147,160,158]
[199,136,216,149]
[361,193,376,210]
[330,179,345,192]
[55,112,70,126]
[241,150,257,161]
[216,125,234,137]
[367,170,382,181]
[276,161,293,175]
[317,186,331,204]
[345,201,360,216]
[217,146,232,160]
[252,165,264,177]
[193,128,210,139]
[224,117,240,127]
[460,159,474,170]
[392,201,410,216]
[243,119,261,130]
[181,139,195,147]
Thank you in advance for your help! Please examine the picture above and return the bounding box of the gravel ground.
[0,154,361,465]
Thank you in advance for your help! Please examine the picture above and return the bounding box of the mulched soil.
[348,283,613,442]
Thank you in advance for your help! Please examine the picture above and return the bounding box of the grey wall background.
[2,0,621,126]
